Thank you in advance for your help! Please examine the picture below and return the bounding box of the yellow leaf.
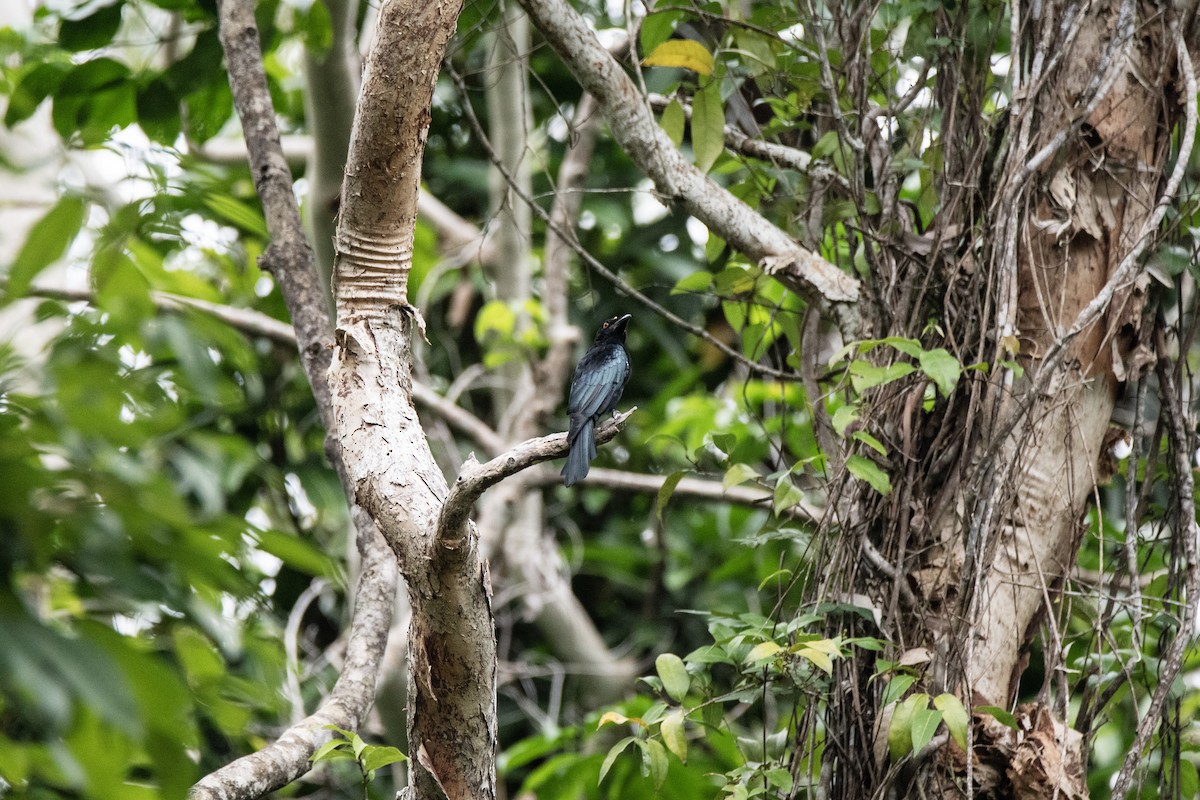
[598,711,633,729]
[745,640,783,663]
[796,646,834,674]
[642,40,715,76]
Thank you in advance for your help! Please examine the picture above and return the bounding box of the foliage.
[1,0,1198,798]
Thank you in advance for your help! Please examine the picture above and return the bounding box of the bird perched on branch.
[561,314,632,487]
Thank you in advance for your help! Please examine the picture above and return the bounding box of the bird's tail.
[561,418,595,487]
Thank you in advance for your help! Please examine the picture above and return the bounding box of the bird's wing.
[568,346,628,419]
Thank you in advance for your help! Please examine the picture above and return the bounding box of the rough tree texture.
[813,3,1192,799]
[324,1,499,799]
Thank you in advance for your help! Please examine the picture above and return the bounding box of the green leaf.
[642,40,714,75]
[918,348,961,397]
[60,1,124,51]
[311,738,352,764]
[831,404,858,435]
[5,62,69,126]
[643,739,670,789]
[659,710,687,763]
[881,673,916,706]
[933,693,969,751]
[852,430,887,456]
[723,463,759,491]
[887,694,924,762]
[252,528,336,577]
[773,477,805,515]
[361,745,406,771]
[848,360,915,393]
[660,98,686,147]
[475,299,517,342]
[976,705,1018,729]
[6,195,87,297]
[671,269,711,295]
[202,194,268,238]
[655,653,690,702]
[794,645,833,674]
[909,706,943,756]
[846,455,891,495]
[657,470,685,522]
[639,10,681,55]
[297,0,333,56]
[598,736,635,784]
[692,77,725,173]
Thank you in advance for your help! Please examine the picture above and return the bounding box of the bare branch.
[437,410,635,558]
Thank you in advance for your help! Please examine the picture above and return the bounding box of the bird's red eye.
[603,323,609,328]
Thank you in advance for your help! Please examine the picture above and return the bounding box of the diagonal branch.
[516,0,861,334]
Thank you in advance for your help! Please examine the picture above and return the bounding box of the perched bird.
[561,314,632,487]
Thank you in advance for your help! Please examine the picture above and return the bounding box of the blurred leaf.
[660,709,687,763]
[692,77,725,173]
[59,2,124,51]
[847,455,891,495]
[660,98,686,147]
[643,40,715,75]
[976,705,1018,729]
[933,693,968,751]
[745,640,782,664]
[5,195,87,297]
[656,470,685,522]
[641,738,670,789]
[656,653,690,701]
[723,463,758,490]
[598,736,635,783]
[918,348,960,397]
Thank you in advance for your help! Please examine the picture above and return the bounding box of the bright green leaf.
[918,348,961,397]
[933,693,969,751]
[795,645,833,674]
[361,745,407,771]
[909,705,943,756]
[745,640,782,664]
[887,694,924,762]
[853,430,887,456]
[671,269,711,295]
[831,404,858,435]
[723,463,759,490]
[976,705,1018,729]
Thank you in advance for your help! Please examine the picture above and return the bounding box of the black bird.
[561,314,632,487]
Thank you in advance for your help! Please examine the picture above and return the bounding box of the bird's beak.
[614,313,632,331]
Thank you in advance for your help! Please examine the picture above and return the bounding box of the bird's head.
[594,313,632,344]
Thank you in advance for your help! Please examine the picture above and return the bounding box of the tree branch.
[438,410,636,557]
[517,0,861,334]
[191,510,396,799]
[194,1,400,796]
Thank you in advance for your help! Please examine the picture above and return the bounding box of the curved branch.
[437,410,635,558]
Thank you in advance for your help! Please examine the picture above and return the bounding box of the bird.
[561,314,632,487]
